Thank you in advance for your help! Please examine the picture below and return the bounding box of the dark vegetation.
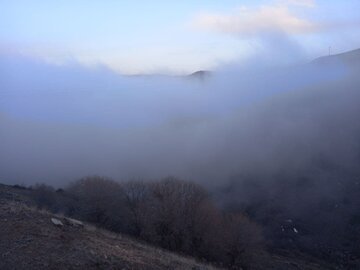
[0,190,220,270]
[218,171,360,269]
[29,177,265,269]
[28,171,360,269]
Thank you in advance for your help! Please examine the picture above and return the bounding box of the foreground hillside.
[0,185,219,270]
[0,183,339,270]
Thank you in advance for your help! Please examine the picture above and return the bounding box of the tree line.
[31,176,265,269]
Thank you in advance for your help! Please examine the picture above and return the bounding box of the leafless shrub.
[129,177,266,269]
[122,180,151,236]
[221,213,265,269]
[66,176,128,232]
[31,183,57,211]
[140,177,212,252]
[32,176,266,268]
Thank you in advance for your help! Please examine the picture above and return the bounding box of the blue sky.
[1,0,360,74]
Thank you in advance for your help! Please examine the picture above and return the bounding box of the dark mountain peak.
[188,70,212,80]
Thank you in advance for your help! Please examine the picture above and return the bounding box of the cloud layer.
[192,3,318,36]
[1,48,357,186]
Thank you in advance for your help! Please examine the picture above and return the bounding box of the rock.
[51,218,63,227]
[65,217,84,227]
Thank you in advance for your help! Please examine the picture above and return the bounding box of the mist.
[1,45,360,189]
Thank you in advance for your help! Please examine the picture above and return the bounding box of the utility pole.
[328,46,332,56]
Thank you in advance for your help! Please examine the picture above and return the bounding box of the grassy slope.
[0,183,336,270]
[0,184,220,270]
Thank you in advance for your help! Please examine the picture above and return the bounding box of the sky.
[1,0,360,74]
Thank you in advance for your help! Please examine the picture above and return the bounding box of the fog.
[1,46,360,188]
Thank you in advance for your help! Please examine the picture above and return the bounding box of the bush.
[32,176,265,268]
[31,183,57,211]
[122,180,151,236]
[141,178,215,253]
[66,176,128,232]
[221,213,265,268]
[121,177,265,269]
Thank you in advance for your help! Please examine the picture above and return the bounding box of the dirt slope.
[0,186,219,270]
[0,184,338,270]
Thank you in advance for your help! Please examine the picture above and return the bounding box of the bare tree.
[122,180,151,236]
[66,176,127,232]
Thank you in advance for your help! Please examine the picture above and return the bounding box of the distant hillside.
[312,48,360,67]
[188,70,212,80]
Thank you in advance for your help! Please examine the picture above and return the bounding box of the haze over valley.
[1,1,360,269]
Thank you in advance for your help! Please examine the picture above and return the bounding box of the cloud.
[192,4,318,37]
[192,1,360,39]
[281,0,315,8]
[0,48,358,187]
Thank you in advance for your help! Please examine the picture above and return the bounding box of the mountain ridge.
[312,48,360,66]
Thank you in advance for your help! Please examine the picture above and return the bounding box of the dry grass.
[0,193,220,270]
[0,183,338,270]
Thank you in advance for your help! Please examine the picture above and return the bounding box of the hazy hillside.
[313,48,360,67]
[0,184,220,270]
[0,183,338,270]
